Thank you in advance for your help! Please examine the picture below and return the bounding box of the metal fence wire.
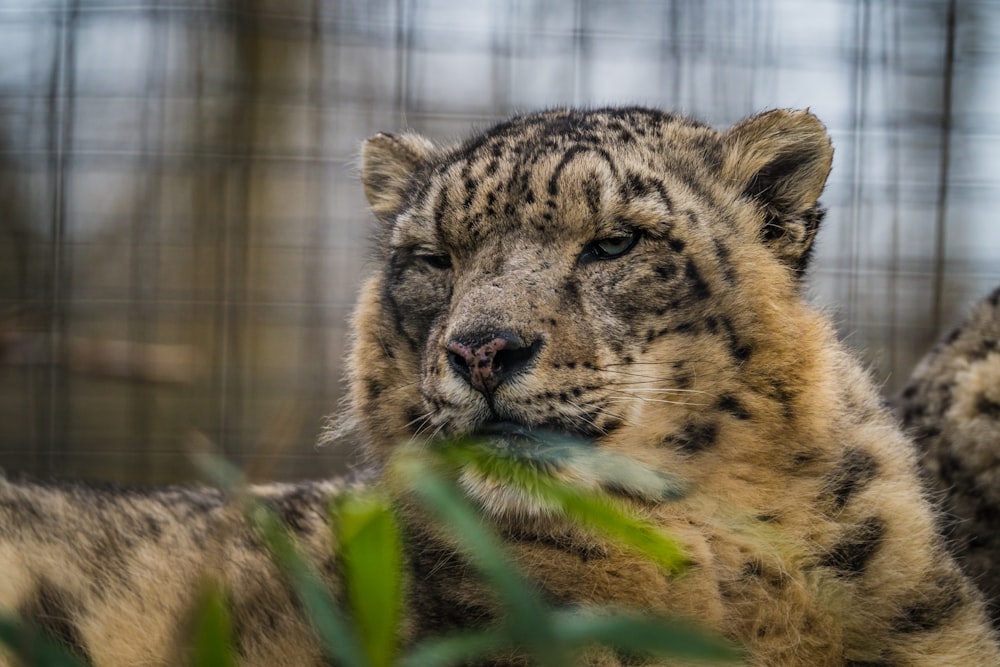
[1,0,998,483]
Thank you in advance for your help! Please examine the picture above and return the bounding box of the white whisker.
[605,394,709,407]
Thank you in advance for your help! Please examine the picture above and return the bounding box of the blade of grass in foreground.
[394,453,572,667]
[334,491,403,667]
[552,610,741,663]
[0,614,90,667]
[252,504,368,667]
[190,580,236,667]
[434,439,689,573]
[193,452,367,667]
[394,446,736,666]
[400,631,509,667]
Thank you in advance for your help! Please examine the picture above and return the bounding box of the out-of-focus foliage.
[0,438,740,666]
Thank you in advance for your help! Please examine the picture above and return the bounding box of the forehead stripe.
[547,145,619,198]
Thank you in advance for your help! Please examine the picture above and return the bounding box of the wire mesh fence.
[1,0,998,483]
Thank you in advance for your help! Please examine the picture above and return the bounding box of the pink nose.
[445,332,540,394]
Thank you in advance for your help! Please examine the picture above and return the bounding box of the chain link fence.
[1,0,998,482]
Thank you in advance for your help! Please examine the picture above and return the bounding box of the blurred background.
[0,0,998,483]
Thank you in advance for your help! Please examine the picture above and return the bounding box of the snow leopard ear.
[721,109,834,275]
[361,132,436,224]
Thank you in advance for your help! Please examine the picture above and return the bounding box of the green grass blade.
[394,454,544,619]
[190,580,236,667]
[251,505,367,667]
[400,631,509,667]
[190,451,246,495]
[552,610,742,663]
[546,483,688,572]
[192,451,367,667]
[334,491,403,667]
[393,453,573,666]
[436,440,689,573]
[0,614,90,667]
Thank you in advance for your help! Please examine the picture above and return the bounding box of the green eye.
[582,229,641,263]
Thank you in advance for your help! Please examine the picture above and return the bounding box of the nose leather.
[446,331,539,394]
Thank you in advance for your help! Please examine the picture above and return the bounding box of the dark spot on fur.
[598,417,623,437]
[970,338,998,360]
[762,378,797,419]
[366,379,385,400]
[561,275,582,306]
[142,514,163,540]
[789,449,819,473]
[713,239,737,284]
[892,571,968,634]
[405,407,423,428]
[716,317,752,364]
[267,487,321,535]
[976,394,1000,419]
[19,584,89,661]
[718,394,751,420]
[655,261,678,281]
[902,402,927,424]
[662,421,718,454]
[826,448,879,512]
[668,236,686,253]
[821,517,886,577]
[684,260,711,299]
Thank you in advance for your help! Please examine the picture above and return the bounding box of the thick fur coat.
[2,107,998,666]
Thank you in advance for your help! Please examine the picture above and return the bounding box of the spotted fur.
[343,107,999,665]
[1,107,997,666]
[895,286,1000,631]
[0,479,349,666]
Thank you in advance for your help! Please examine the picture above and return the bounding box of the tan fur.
[0,480,344,666]
[343,107,1000,664]
[2,107,998,666]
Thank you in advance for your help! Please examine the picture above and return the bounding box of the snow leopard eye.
[581,228,641,263]
[413,248,452,269]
